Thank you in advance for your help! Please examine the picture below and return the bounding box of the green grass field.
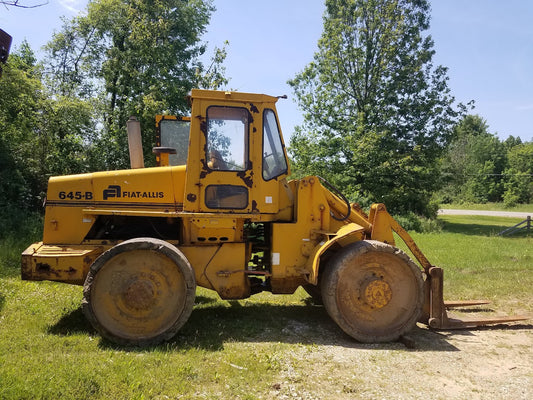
[0,214,531,399]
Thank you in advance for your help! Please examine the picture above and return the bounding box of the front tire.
[321,240,424,343]
[82,238,196,346]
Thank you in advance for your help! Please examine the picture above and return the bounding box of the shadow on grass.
[47,296,470,353]
[49,295,532,352]
[47,307,95,336]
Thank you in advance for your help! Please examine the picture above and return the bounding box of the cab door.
[201,105,252,211]
[183,97,255,213]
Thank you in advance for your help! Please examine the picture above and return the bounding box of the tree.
[288,0,465,217]
[0,42,94,216]
[0,42,48,212]
[44,0,219,169]
[439,115,507,204]
[503,142,533,206]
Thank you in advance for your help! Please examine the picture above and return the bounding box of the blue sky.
[2,0,532,142]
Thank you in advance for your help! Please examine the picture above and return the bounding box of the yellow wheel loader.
[21,89,529,345]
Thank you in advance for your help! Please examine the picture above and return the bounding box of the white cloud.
[58,0,85,14]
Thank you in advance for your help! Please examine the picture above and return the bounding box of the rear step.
[426,267,531,330]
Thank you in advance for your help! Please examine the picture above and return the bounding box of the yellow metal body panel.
[369,203,396,245]
[189,217,244,243]
[270,177,331,293]
[180,243,249,299]
[43,166,186,244]
[21,242,107,284]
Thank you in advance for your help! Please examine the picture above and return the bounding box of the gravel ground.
[268,320,533,400]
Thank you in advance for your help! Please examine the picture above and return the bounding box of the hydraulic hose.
[317,176,351,221]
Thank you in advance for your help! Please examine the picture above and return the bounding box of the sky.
[1,0,532,143]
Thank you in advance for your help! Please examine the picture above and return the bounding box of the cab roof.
[190,89,280,104]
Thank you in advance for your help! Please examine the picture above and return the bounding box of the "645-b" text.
[58,191,93,200]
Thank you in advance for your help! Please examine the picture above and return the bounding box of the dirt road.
[438,209,532,219]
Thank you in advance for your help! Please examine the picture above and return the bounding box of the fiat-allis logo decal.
[103,185,164,200]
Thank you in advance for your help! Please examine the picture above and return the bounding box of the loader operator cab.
[156,90,292,216]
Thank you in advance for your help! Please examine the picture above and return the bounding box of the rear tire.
[82,238,195,346]
[321,240,424,343]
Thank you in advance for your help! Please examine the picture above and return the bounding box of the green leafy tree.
[0,42,94,235]
[45,0,220,169]
[439,115,507,204]
[503,135,522,150]
[0,43,48,212]
[289,0,465,217]
[503,142,533,206]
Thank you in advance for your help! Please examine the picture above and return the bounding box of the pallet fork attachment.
[425,267,530,329]
[383,209,531,330]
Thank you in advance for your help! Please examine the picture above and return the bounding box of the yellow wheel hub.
[363,280,392,309]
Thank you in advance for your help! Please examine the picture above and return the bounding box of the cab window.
[262,109,288,180]
[159,118,190,165]
[206,106,249,171]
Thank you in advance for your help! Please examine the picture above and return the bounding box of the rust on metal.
[249,103,259,114]
[363,279,392,309]
[236,168,253,188]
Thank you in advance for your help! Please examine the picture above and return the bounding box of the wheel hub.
[123,279,157,311]
[363,279,392,309]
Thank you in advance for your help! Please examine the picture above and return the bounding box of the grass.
[402,215,532,309]
[439,202,533,213]
[0,213,532,399]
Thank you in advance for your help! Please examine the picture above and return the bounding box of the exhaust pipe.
[126,116,144,169]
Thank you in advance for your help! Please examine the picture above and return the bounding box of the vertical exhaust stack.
[127,116,144,169]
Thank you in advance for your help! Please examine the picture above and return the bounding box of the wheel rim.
[90,249,188,341]
[335,250,422,338]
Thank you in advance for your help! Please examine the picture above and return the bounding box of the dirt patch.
[269,323,532,400]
